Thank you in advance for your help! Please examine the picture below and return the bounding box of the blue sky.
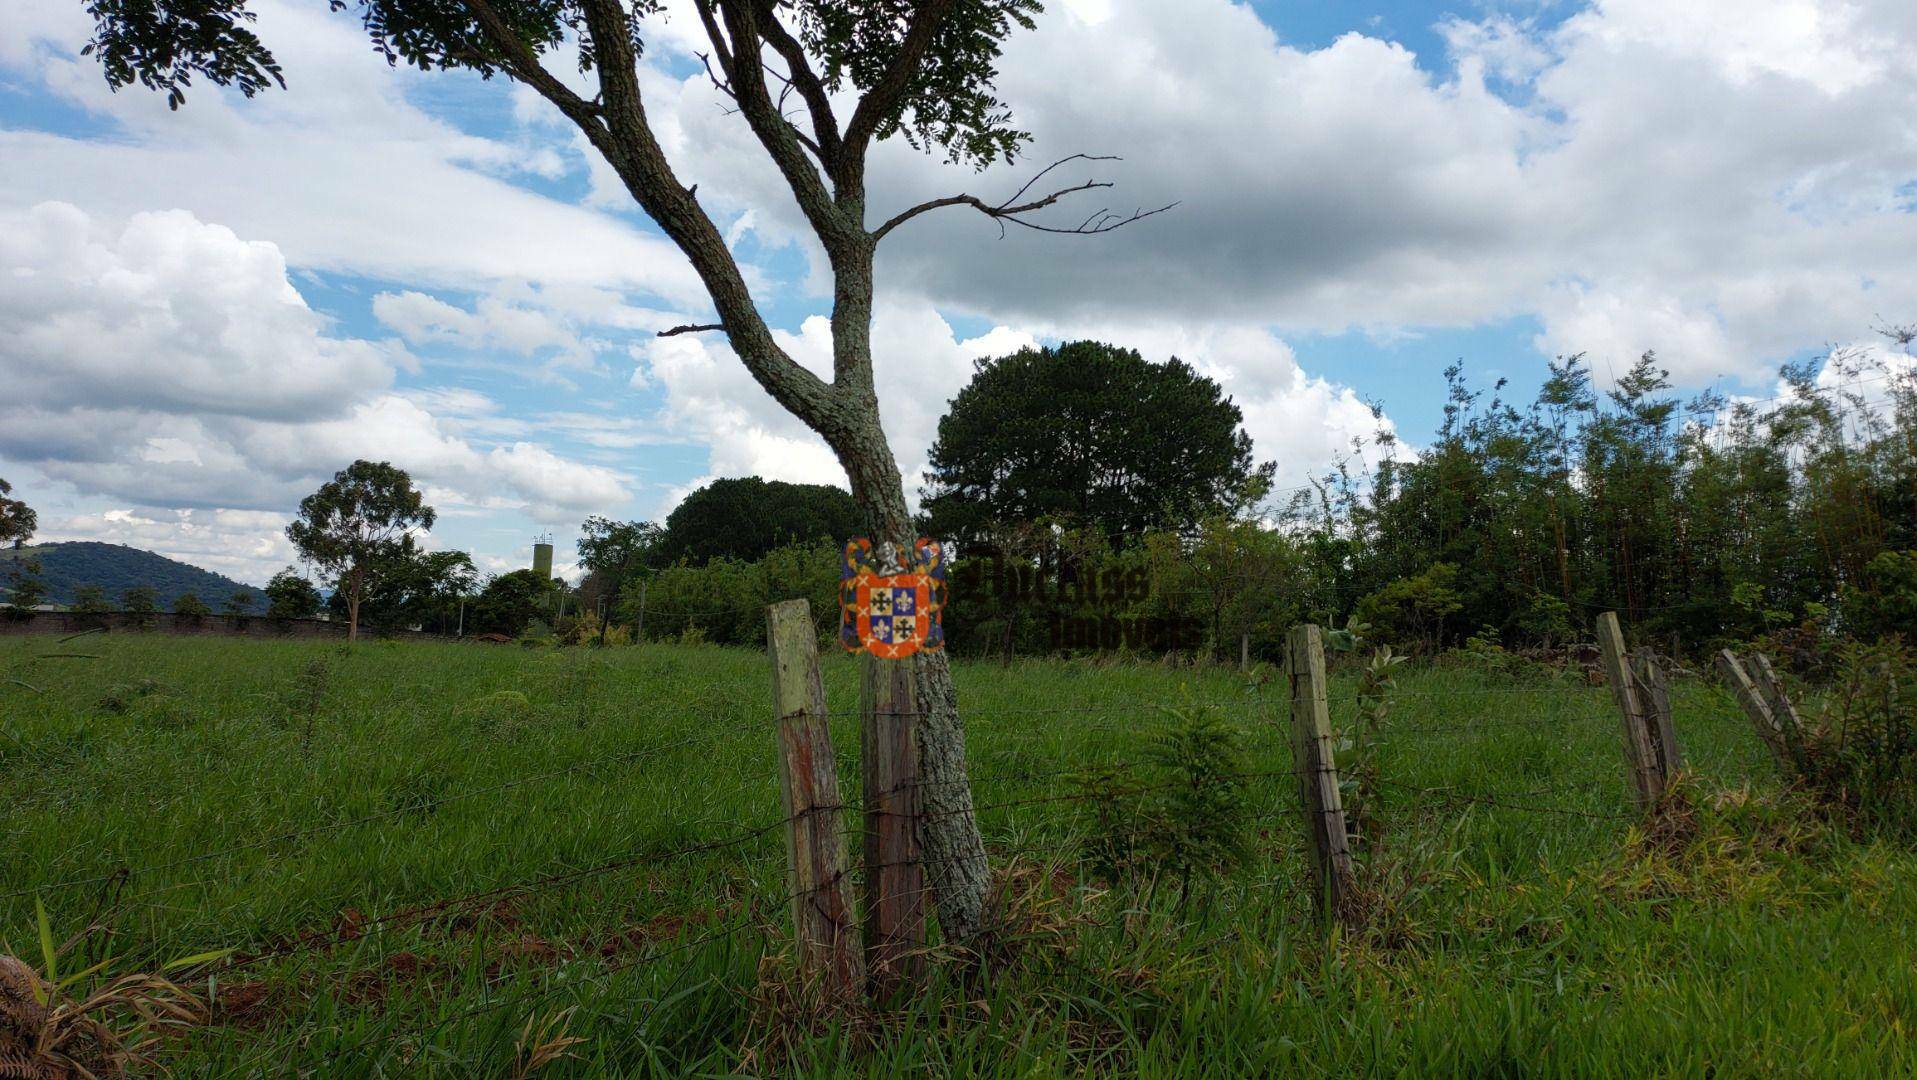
[2,0,1914,584]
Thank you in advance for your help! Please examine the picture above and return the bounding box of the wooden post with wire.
[1631,645,1682,780]
[861,652,924,992]
[1717,649,1800,766]
[1595,613,1667,809]
[765,599,864,1001]
[1286,624,1356,923]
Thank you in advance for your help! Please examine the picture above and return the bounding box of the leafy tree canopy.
[659,477,861,565]
[0,478,35,547]
[80,0,1040,168]
[265,567,324,620]
[286,460,435,639]
[471,568,554,637]
[921,342,1274,543]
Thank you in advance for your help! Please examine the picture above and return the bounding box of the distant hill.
[0,542,264,613]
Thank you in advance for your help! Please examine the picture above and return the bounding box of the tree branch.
[455,0,601,126]
[702,1,850,246]
[872,155,1175,242]
[841,0,961,163]
[751,0,842,167]
[657,323,726,337]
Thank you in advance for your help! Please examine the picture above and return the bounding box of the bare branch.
[658,323,726,337]
[752,0,842,167]
[872,155,1175,242]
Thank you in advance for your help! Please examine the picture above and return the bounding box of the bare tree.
[80,0,1165,943]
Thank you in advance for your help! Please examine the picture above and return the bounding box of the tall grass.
[0,635,1908,1076]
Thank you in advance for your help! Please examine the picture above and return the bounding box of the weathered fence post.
[765,600,864,1001]
[1631,645,1682,780]
[861,650,926,992]
[1717,649,1798,766]
[1595,613,1666,809]
[1286,624,1356,923]
[1716,649,1783,763]
[1746,653,1804,738]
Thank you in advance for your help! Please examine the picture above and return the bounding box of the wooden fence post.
[1595,613,1665,809]
[1716,649,1783,763]
[765,600,863,1001]
[1286,624,1356,923]
[1746,653,1804,738]
[861,650,925,992]
[1631,646,1682,781]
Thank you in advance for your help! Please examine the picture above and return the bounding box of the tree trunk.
[347,565,362,643]
[834,408,990,949]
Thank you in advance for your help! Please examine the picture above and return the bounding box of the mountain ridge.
[0,541,265,612]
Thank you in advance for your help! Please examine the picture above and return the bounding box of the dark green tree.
[659,479,859,565]
[223,590,255,617]
[285,461,435,642]
[921,342,1274,543]
[329,547,478,633]
[577,517,664,640]
[120,585,160,629]
[75,0,1173,942]
[172,591,210,624]
[0,479,34,548]
[265,567,324,621]
[472,569,553,638]
[70,584,112,629]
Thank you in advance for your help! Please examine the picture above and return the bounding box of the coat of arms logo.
[840,538,946,659]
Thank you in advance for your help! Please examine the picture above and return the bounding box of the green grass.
[1,634,1913,1077]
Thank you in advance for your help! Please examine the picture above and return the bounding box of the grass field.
[2,633,1913,1077]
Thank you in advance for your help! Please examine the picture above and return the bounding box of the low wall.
[0,611,441,640]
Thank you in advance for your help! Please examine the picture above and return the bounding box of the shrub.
[1075,706,1253,898]
[1781,638,1917,835]
[2,556,46,619]
[1353,563,1463,653]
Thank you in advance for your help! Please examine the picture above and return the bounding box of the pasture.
[2,634,1913,1076]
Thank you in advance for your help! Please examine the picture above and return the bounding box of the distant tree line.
[614,334,1917,661]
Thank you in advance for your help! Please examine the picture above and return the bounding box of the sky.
[2,0,1915,586]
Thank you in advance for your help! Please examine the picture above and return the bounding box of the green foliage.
[575,517,663,626]
[286,460,435,637]
[120,585,159,628]
[1353,563,1464,654]
[265,567,323,621]
[83,1,1042,170]
[1287,341,1917,655]
[1846,551,1917,643]
[1782,639,1917,834]
[657,478,860,567]
[170,592,209,620]
[0,476,35,546]
[922,341,1273,543]
[616,538,841,647]
[222,590,254,617]
[2,555,46,618]
[1076,706,1253,894]
[800,0,1042,166]
[70,585,111,627]
[472,569,555,638]
[1338,647,1406,854]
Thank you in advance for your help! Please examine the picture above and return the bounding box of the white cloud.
[0,204,634,526]
[0,202,399,419]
